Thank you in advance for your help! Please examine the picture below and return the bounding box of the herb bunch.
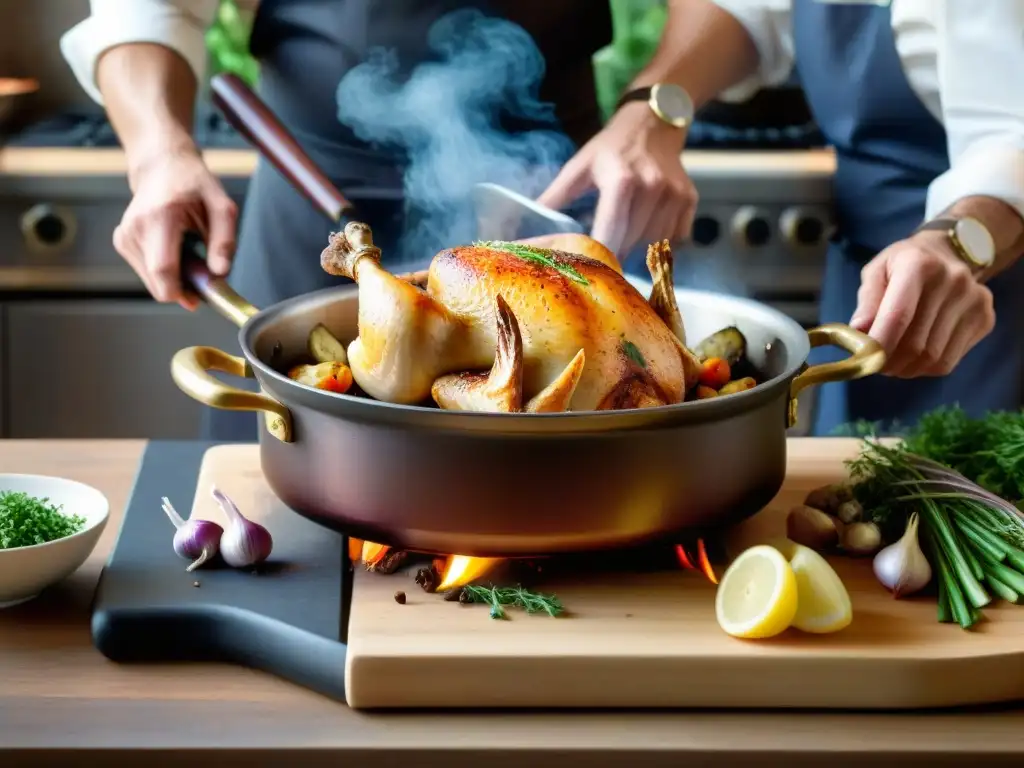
[845,407,1024,629]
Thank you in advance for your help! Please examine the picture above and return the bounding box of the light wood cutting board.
[191,440,1024,711]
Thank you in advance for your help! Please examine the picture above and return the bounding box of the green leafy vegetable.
[0,491,86,549]
[461,584,565,620]
[845,408,1024,629]
[476,241,589,286]
[621,339,646,369]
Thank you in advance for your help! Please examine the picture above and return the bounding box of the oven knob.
[730,206,772,248]
[691,215,720,246]
[21,204,77,252]
[780,207,825,247]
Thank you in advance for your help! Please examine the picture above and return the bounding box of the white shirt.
[61,0,1024,225]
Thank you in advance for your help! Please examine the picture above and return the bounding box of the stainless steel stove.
[0,104,833,439]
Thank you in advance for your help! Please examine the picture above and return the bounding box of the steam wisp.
[336,9,574,270]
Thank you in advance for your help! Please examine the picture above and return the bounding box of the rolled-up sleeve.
[925,0,1024,221]
[60,0,219,105]
[709,0,794,101]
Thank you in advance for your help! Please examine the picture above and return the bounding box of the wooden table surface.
[1,439,1022,767]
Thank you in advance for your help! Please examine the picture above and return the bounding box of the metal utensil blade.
[472,182,585,242]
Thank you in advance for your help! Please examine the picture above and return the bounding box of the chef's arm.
[629,0,795,108]
[923,1,1024,279]
[60,0,219,184]
[96,45,202,186]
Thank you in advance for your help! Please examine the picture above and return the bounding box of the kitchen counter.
[0,145,839,179]
[1,440,1023,767]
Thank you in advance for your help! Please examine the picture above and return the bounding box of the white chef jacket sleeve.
[707,0,795,102]
[60,0,219,105]
[925,0,1024,222]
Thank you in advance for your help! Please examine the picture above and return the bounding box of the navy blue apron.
[202,0,610,440]
[794,0,1024,435]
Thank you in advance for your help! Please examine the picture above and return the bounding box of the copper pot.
[169,75,885,556]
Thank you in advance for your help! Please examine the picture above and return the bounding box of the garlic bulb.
[872,513,932,597]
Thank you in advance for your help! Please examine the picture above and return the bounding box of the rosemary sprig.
[476,241,589,286]
[461,584,565,620]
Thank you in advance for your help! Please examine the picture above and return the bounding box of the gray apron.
[203,0,610,440]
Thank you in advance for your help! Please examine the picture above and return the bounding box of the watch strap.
[615,86,654,112]
[915,218,958,235]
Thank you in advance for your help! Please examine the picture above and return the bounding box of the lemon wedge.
[715,545,798,639]
[778,540,853,634]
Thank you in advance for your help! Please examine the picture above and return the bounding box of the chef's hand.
[850,230,996,377]
[537,102,695,257]
[113,144,238,310]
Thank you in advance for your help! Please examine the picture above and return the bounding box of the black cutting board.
[91,441,351,701]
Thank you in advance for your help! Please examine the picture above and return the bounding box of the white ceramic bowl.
[0,474,109,608]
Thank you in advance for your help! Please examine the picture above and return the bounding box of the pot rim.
[238,282,810,427]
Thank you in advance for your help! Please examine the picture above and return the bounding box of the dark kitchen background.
[0,0,832,440]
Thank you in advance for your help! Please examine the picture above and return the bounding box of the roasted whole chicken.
[318,222,703,412]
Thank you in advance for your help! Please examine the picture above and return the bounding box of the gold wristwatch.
[915,217,995,272]
[616,83,694,129]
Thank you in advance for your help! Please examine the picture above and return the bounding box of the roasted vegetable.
[694,326,746,367]
[695,385,718,400]
[718,377,757,396]
[288,362,353,394]
[698,357,731,389]
[308,324,348,364]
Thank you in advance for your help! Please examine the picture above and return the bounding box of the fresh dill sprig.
[475,240,589,286]
[461,584,565,620]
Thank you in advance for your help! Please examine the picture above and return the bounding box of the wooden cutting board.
[191,440,1024,710]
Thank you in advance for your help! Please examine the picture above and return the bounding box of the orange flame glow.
[361,540,389,565]
[348,538,364,563]
[675,539,718,584]
[436,555,500,591]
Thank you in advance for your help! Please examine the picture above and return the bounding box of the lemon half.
[715,545,798,639]
[780,541,853,634]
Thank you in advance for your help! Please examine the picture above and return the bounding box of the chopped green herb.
[461,584,565,620]
[476,240,589,286]
[621,339,646,369]
[0,491,86,549]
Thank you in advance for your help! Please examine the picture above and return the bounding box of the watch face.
[651,83,694,127]
[955,217,995,267]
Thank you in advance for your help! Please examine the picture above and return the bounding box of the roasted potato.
[288,361,354,394]
[308,324,348,364]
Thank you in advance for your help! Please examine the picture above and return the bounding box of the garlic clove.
[840,521,882,556]
[786,505,839,551]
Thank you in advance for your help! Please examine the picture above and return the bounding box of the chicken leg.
[645,240,702,391]
[319,222,468,404]
[431,294,586,413]
[431,295,524,412]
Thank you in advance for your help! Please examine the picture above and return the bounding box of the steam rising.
[336,9,575,268]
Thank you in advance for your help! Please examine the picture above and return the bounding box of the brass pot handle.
[788,323,886,428]
[171,346,293,442]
